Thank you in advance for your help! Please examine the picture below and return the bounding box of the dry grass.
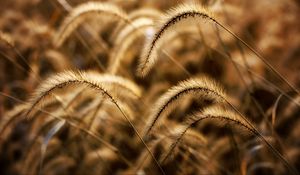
[0,0,300,175]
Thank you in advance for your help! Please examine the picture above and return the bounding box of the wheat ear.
[53,2,130,47]
[137,2,214,76]
[143,76,226,137]
[192,106,297,174]
[25,71,142,118]
[25,70,165,175]
[160,106,250,163]
[138,2,299,97]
